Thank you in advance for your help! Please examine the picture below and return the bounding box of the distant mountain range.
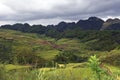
[1,17,120,31]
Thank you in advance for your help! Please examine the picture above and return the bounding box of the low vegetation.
[0,56,120,80]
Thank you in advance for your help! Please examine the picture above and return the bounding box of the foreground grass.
[0,63,120,80]
[41,63,120,80]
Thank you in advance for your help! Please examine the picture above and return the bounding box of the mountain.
[55,22,76,32]
[101,18,120,30]
[54,17,104,31]
[1,16,120,35]
[76,17,104,30]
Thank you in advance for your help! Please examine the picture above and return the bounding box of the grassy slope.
[0,29,111,58]
[1,29,120,80]
[0,29,91,61]
[0,29,119,63]
[4,64,31,71]
[0,29,59,60]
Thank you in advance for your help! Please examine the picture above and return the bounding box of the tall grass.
[0,64,6,80]
[0,58,120,80]
[0,65,48,80]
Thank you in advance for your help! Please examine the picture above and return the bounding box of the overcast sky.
[0,0,120,25]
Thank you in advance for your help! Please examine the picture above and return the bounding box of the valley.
[0,28,120,80]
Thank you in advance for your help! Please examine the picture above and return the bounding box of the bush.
[54,51,88,63]
[101,53,120,66]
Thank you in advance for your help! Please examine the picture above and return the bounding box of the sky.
[0,0,120,25]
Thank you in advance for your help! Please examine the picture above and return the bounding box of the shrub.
[88,55,115,80]
[54,51,87,63]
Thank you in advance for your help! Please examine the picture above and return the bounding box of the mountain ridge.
[1,17,120,35]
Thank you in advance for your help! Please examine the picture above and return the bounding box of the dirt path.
[39,40,68,50]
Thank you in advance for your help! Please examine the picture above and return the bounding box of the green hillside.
[0,29,58,65]
[0,29,120,66]
[1,29,120,80]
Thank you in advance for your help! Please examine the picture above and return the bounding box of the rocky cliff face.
[101,18,120,30]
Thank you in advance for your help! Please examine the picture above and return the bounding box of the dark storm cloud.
[0,0,120,24]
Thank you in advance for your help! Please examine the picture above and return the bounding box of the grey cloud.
[0,0,120,24]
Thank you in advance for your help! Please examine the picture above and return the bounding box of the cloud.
[0,2,15,16]
[0,0,120,25]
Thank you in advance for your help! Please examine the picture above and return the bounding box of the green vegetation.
[0,58,120,80]
[0,29,120,80]
[88,55,115,80]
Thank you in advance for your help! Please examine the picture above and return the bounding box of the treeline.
[1,23,46,34]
